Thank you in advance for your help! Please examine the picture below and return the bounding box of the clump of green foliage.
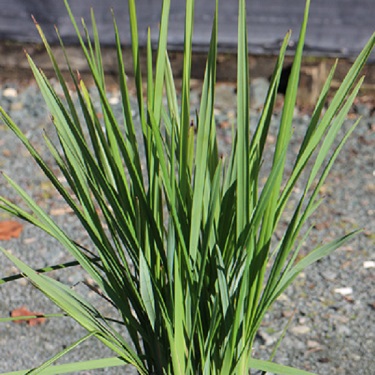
[0,0,374,373]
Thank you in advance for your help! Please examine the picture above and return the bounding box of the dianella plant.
[0,0,374,373]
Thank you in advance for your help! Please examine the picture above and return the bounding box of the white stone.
[109,96,120,105]
[334,287,353,295]
[291,325,310,335]
[3,87,18,98]
[363,261,375,269]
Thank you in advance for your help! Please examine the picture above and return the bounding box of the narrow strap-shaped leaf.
[31,16,82,132]
[273,231,359,300]
[304,78,364,190]
[127,0,147,133]
[236,0,250,239]
[248,358,317,375]
[275,63,338,219]
[0,173,105,289]
[164,51,180,131]
[2,357,128,375]
[274,0,310,164]
[1,248,147,373]
[90,8,105,87]
[0,257,99,285]
[245,0,311,336]
[147,110,191,279]
[139,251,156,329]
[189,0,218,263]
[27,331,98,375]
[179,0,195,201]
[249,31,291,173]
[187,159,222,362]
[172,255,187,375]
[298,60,338,155]
[152,0,170,124]
[263,79,364,306]
[112,10,143,177]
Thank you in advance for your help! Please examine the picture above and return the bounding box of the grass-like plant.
[0,0,374,373]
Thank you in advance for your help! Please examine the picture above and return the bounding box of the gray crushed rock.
[0,79,374,374]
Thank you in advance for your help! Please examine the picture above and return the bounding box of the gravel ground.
[0,77,374,374]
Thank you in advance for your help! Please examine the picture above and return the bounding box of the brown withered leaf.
[11,306,46,326]
[0,220,23,240]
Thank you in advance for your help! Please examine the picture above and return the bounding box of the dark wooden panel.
[0,0,373,60]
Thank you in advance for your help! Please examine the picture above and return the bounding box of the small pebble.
[109,96,120,105]
[291,325,311,335]
[257,331,278,346]
[43,342,56,352]
[363,260,375,268]
[3,87,18,98]
[334,287,353,295]
[350,353,361,361]
[307,340,322,349]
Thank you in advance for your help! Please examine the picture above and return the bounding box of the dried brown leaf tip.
[11,306,46,326]
[31,15,38,25]
[0,220,23,240]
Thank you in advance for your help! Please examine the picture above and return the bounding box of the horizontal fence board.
[0,0,373,60]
